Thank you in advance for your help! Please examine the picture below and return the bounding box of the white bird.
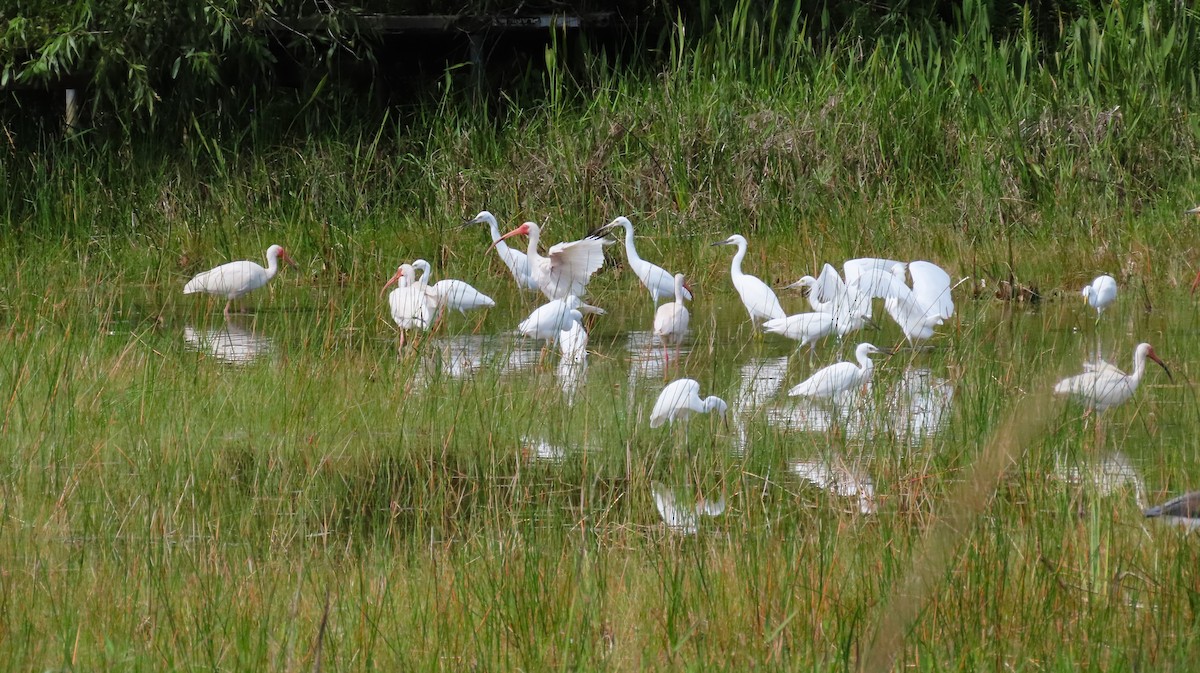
[518,295,605,343]
[558,320,589,363]
[593,216,693,305]
[650,378,729,428]
[1081,275,1117,316]
[710,234,785,326]
[652,273,691,361]
[465,211,537,291]
[651,482,725,535]
[788,343,889,400]
[411,259,496,317]
[762,312,838,349]
[491,221,611,300]
[1053,342,1171,412]
[1144,491,1200,530]
[854,261,955,343]
[183,244,297,316]
[383,264,437,336]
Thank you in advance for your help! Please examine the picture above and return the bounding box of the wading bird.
[788,343,889,400]
[1144,491,1200,530]
[1053,342,1171,413]
[711,234,785,327]
[592,216,693,305]
[854,261,955,344]
[491,221,610,300]
[412,259,496,318]
[518,295,604,344]
[383,263,438,348]
[464,211,537,291]
[1082,275,1118,316]
[650,378,729,428]
[763,312,839,350]
[183,244,297,316]
[652,273,691,363]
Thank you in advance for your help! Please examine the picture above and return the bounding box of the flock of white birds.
[180,212,1191,525]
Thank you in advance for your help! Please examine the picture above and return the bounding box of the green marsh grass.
[7,0,1200,668]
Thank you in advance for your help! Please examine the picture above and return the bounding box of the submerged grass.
[6,0,1200,669]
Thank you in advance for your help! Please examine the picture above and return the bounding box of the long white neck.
[729,240,747,280]
[526,226,543,263]
[487,218,511,255]
[856,347,876,376]
[674,276,685,304]
[413,262,432,286]
[621,223,643,265]
[1128,347,1148,385]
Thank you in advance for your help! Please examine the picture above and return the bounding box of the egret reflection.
[651,482,725,535]
[791,458,877,514]
[416,334,539,381]
[183,318,272,364]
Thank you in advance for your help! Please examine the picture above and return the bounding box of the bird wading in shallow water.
[592,216,693,306]
[1053,342,1171,413]
[710,234,785,328]
[490,221,610,301]
[650,379,729,428]
[464,211,537,292]
[652,273,691,366]
[1144,491,1200,530]
[183,244,297,317]
[1081,275,1118,316]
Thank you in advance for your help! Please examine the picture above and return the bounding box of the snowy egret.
[651,482,725,535]
[649,378,729,428]
[1081,275,1117,315]
[464,211,537,291]
[592,216,693,305]
[710,234,785,326]
[788,343,889,400]
[411,259,496,317]
[652,273,691,362]
[1053,342,1171,412]
[490,221,610,300]
[1144,491,1200,530]
[183,244,297,316]
[762,312,837,350]
[517,295,604,343]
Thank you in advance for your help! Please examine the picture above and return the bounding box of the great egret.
[518,295,604,343]
[1081,275,1117,315]
[593,216,693,305]
[183,244,297,316]
[710,234,785,326]
[1053,342,1171,412]
[411,259,496,317]
[465,211,537,291]
[762,312,837,350]
[652,273,691,362]
[491,221,610,300]
[650,378,729,428]
[788,343,889,400]
[854,261,955,343]
[1144,491,1200,530]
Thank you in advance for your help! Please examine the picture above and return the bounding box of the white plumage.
[492,221,610,300]
[1081,275,1117,316]
[518,295,604,343]
[651,482,725,535]
[711,234,785,325]
[595,216,693,305]
[1053,342,1171,412]
[650,378,729,428]
[411,259,496,317]
[183,244,297,315]
[763,312,837,349]
[384,264,437,331]
[788,343,887,400]
[467,211,537,291]
[652,273,691,354]
[854,260,955,343]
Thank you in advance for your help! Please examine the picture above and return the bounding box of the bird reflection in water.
[183,316,273,364]
[651,482,725,535]
[791,457,877,514]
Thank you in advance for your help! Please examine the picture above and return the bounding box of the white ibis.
[593,216,692,305]
[183,244,297,316]
[383,263,437,347]
[465,211,537,291]
[411,259,496,317]
[788,343,889,400]
[1081,275,1117,315]
[650,378,728,428]
[490,221,610,300]
[710,234,785,326]
[1053,342,1171,412]
[652,273,691,362]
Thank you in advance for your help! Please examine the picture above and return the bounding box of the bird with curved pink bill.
[489,221,611,301]
[1053,342,1171,413]
[183,244,297,316]
[1144,491,1200,530]
[463,211,538,292]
